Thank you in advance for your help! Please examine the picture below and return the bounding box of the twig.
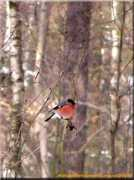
[121,58,132,73]
[77,101,110,115]
[65,126,105,155]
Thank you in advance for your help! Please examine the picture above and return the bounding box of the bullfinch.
[45,99,76,131]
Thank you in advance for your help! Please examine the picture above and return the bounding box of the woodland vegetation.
[0,1,133,178]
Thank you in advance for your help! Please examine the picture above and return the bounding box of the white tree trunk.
[8,1,23,177]
[23,2,37,88]
[34,2,50,178]
[110,0,120,125]
[110,1,125,173]
[110,0,120,174]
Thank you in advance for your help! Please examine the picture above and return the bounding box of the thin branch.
[65,126,105,155]
[77,101,110,115]
[121,58,132,73]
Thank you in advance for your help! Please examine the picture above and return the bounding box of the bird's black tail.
[45,113,54,121]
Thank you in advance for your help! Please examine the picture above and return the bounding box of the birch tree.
[8,1,24,177]
[23,2,37,89]
[34,2,50,177]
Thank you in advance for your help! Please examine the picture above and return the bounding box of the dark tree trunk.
[60,2,91,174]
[132,2,134,177]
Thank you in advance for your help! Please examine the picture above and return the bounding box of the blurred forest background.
[0,0,133,178]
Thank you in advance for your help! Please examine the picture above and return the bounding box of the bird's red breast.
[56,104,76,119]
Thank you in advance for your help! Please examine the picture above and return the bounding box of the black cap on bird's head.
[67,99,75,105]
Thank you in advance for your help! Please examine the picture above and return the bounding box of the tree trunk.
[132,2,134,177]
[60,2,91,174]
[99,4,112,173]
[8,1,24,177]
[23,2,37,89]
[34,2,50,177]
[110,1,125,174]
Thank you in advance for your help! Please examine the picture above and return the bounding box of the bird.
[45,99,76,131]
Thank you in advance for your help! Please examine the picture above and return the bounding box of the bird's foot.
[66,124,77,131]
